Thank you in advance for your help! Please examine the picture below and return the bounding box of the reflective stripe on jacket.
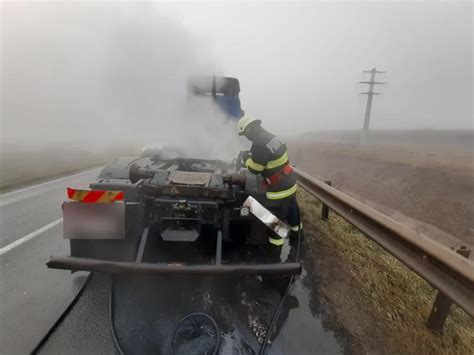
[244,128,297,200]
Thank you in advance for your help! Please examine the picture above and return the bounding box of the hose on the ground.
[171,312,221,355]
[109,276,126,355]
[31,228,300,355]
[110,277,220,355]
[110,228,301,355]
[30,273,93,354]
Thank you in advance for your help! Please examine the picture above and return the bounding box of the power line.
[360,68,387,138]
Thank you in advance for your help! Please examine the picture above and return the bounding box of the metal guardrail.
[294,167,474,331]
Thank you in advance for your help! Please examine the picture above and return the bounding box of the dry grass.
[298,189,474,354]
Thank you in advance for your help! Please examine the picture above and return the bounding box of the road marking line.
[0,167,101,198]
[0,218,63,256]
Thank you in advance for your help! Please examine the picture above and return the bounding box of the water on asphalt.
[37,243,343,354]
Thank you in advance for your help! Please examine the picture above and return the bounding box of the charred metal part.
[130,161,244,188]
[151,157,235,173]
[161,223,200,242]
[243,196,290,239]
[129,163,156,184]
[135,227,150,263]
[240,207,250,217]
[294,167,474,320]
[61,154,290,279]
[169,171,212,186]
[152,199,218,228]
[47,256,302,276]
[216,231,223,265]
[139,184,232,199]
[216,209,229,265]
[222,173,247,188]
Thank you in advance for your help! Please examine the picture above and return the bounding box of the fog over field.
[1,1,472,165]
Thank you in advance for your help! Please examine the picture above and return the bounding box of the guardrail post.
[321,180,332,221]
[426,245,471,333]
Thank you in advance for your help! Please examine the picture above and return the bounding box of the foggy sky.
[157,1,473,133]
[1,1,472,152]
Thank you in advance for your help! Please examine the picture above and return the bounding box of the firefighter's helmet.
[236,114,261,135]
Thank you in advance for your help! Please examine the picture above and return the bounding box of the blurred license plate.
[63,202,125,239]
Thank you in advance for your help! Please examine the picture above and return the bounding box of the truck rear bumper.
[47,256,302,276]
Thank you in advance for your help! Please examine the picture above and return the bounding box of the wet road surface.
[38,270,342,354]
[1,168,343,354]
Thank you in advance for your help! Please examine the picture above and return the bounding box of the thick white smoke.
[1,2,242,162]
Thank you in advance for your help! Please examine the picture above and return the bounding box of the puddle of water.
[109,239,343,354]
[41,240,345,354]
[270,269,342,354]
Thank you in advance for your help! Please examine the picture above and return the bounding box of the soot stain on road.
[37,253,345,354]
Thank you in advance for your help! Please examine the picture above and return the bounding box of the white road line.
[0,218,63,256]
[0,167,101,198]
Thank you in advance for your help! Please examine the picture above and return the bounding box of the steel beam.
[321,180,332,221]
[47,256,302,276]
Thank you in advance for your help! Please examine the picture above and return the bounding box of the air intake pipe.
[129,163,157,183]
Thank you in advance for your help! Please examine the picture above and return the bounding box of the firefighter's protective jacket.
[244,128,297,200]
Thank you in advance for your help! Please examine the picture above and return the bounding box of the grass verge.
[298,189,473,354]
[0,143,140,191]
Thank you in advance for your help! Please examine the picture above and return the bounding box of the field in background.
[288,130,474,247]
[0,141,141,191]
[294,130,473,154]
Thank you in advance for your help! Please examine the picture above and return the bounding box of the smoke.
[155,2,472,133]
[1,2,242,161]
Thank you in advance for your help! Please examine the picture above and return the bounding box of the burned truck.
[37,77,303,355]
[48,77,301,278]
[49,148,301,276]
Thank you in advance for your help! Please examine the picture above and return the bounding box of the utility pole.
[360,68,386,141]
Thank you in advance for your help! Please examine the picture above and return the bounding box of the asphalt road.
[0,168,101,355]
[0,168,342,355]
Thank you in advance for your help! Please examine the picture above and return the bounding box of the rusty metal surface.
[222,173,247,188]
[169,171,212,186]
[139,184,231,199]
[294,167,474,318]
[47,256,302,276]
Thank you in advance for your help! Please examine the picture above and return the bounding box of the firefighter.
[236,114,304,247]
